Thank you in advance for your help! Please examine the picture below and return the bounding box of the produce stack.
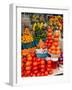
[45,27,53,49]
[21,55,54,77]
[48,31,61,56]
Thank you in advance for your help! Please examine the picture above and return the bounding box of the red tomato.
[54,42,59,47]
[32,73,36,76]
[25,66,32,71]
[37,72,41,76]
[25,61,32,66]
[46,39,49,43]
[33,70,38,74]
[40,64,45,68]
[47,64,52,68]
[32,66,38,70]
[54,37,59,41]
[47,67,52,72]
[33,61,38,66]
[27,56,32,61]
[47,60,52,64]
[33,57,36,61]
[48,36,52,40]
[48,70,53,75]
[45,71,48,76]
[41,72,45,76]
[40,59,45,65]
[48,32,52,37]
[49,39,53,43]
[40,68,45,72]
[25,70,31,75]
[22,57,26,63]
[30,73,33,77]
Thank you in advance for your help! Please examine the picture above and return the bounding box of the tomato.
[22,57,26,63]
[33,61,38,66]
[41,72,45,76]
[54,37,59,41]
[46,39,49,43]
[40,68,45,72]
[40,59,45,65]
[40,64,45,68]
[48,36,52,40]
[21,63,24,68]
[30,73,33,77]
[31,53,35,58]
[49,39,53,43]
[47,67,52,72]
[37,72,41,76]
[47,64,52,68]
[32,73,36,77]
[47,60,52,64]
[25,70,31,75]
[48,32,52,37]
[25,61,32,66]
[32,66,38,70]
[45,71,48,76]
[51,50,55,54]
[48,70,53,75]
[33,70,38,74]
[27,56,32,61]
[25,66,32,71]
[48,49,51,53]
[56,50,60,55]
[54,42,59,47]
[33,57,36,61]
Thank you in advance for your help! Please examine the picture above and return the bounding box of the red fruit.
[48,70,53,75]
[45,71,48,76]
[47,60,52,64]
[54,42,59,47]
[32,66,38,70]
[49,40,53,43]
[40,64,45,68]
[40,59,45,65]
[32,73,36,77]
[33,70,38,74]
[47,64,52,68]
[25,70,31,75]
[37,73,41,76]
[54,37,59,41]
[33,61,38,66]
[41,72,45,76]
[25,61,32,66]
[25,66,31,71]
[40,68,45,72]
[46,39,49,43]
[22,57,26,63]
[47,67,52,72]
[31,53,35,57]
[33,57,36,61]
[48,32,52,37]
[48,36,52,40]
[27,56,32,61]
[45,42,48,46]
[30,73,33,77]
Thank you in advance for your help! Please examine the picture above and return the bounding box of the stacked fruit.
[48,31,61,56]
[45,27,53,48]
[21,54,54,77]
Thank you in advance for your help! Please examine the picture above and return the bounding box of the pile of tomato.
[21,53,60,77]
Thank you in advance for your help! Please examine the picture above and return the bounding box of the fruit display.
[21,13,63,77]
